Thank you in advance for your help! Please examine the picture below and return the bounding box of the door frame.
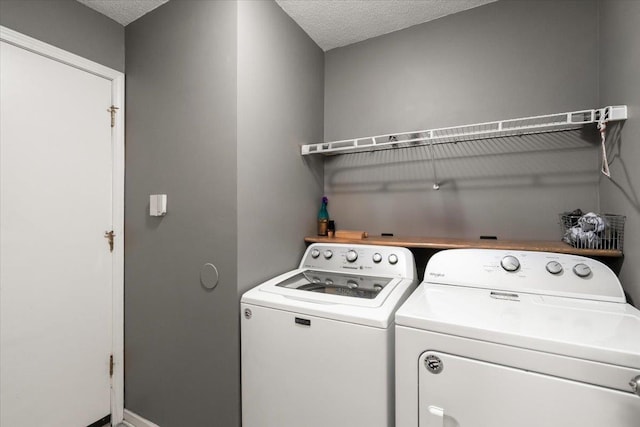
[0,25,125,425]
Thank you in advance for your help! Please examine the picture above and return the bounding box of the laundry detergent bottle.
[317,196,329,236]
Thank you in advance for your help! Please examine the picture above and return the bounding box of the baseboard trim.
[123,409,160,427]
[87,414,110,427]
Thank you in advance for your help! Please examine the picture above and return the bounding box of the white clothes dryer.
[395,249,640,427]
[241,243,417,427]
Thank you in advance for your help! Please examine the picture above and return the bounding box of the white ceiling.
[275,0,498,51]
[76,0,169,26]
[76,0,497,50]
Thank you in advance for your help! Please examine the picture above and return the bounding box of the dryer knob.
[323,250,333,259]
[372,253,383,263]
[501,255,520,272]
[630,375,640,397]
[346,250,358,262]
[573,263,592,278]
[388,254,399,265]
[546,261,563,275]
[310,249,320,258]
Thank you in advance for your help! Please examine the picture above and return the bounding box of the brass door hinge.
[104,230,115,253]
[109,354,114,378]
[107,105,119,128]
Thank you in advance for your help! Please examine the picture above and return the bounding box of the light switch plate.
[150,194,167,216]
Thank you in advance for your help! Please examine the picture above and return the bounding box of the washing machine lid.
[241,244,418,328]
[396,282,640,368]
[242,269,416,328]
[258,268,399,308]
[274,270,392,300]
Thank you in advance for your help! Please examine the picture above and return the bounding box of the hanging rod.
[300,106,627,156]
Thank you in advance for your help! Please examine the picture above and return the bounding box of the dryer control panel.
[424,249,625,303]
[301,243,415,279]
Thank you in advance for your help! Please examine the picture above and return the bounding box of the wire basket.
[560,213,625,251]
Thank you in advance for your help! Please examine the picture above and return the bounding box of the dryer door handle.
[426,405,444,426]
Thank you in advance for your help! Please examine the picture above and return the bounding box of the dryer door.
[418,351,640,427]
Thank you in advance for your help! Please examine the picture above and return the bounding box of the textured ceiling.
[275,0,498,51]
[76,0,169,26]
[76,0,497,47]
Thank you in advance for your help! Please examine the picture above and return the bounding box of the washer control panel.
[424,249,625,303]
[301,243,414,278]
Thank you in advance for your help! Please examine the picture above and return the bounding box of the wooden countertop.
[304,235,623,257]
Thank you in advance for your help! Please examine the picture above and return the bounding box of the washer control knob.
[323,250,333,259]
[573,263,592,278]
[501,255,520,272]
[372,253,383,263]
[388,254,399,265]
[630,375,640,397]
[310,249,320,258]
[346,250,358,262]
[546,261,563,275]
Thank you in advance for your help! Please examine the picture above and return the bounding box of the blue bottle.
[317,196,329,236]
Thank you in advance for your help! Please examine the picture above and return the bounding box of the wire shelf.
[301,106,627,156]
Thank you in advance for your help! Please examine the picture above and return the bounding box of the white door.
[1,40,115,426]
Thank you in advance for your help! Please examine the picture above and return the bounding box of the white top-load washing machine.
[395,249,640,427]
[241,243,417,427]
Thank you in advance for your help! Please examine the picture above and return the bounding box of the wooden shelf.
[304,236,623,258]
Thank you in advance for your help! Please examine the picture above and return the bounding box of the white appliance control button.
[545,261,563,275]
[501,255,520,272]
[630,375,640,396]
[323,250,333,259]
[573,263,592,278]
[388,254,399,265]
[311,249,320,258]
[372,253,383,263]
[346,250,358,262]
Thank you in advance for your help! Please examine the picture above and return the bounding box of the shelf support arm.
[428,135,440,190]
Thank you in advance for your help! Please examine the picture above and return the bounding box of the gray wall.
[6,2,637,427]
[237,0,324,294]
[125,1,323,425]
[323,0,601,240]
[598,0,640,305]
[124,1,239,425]
[0,0,124,72]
